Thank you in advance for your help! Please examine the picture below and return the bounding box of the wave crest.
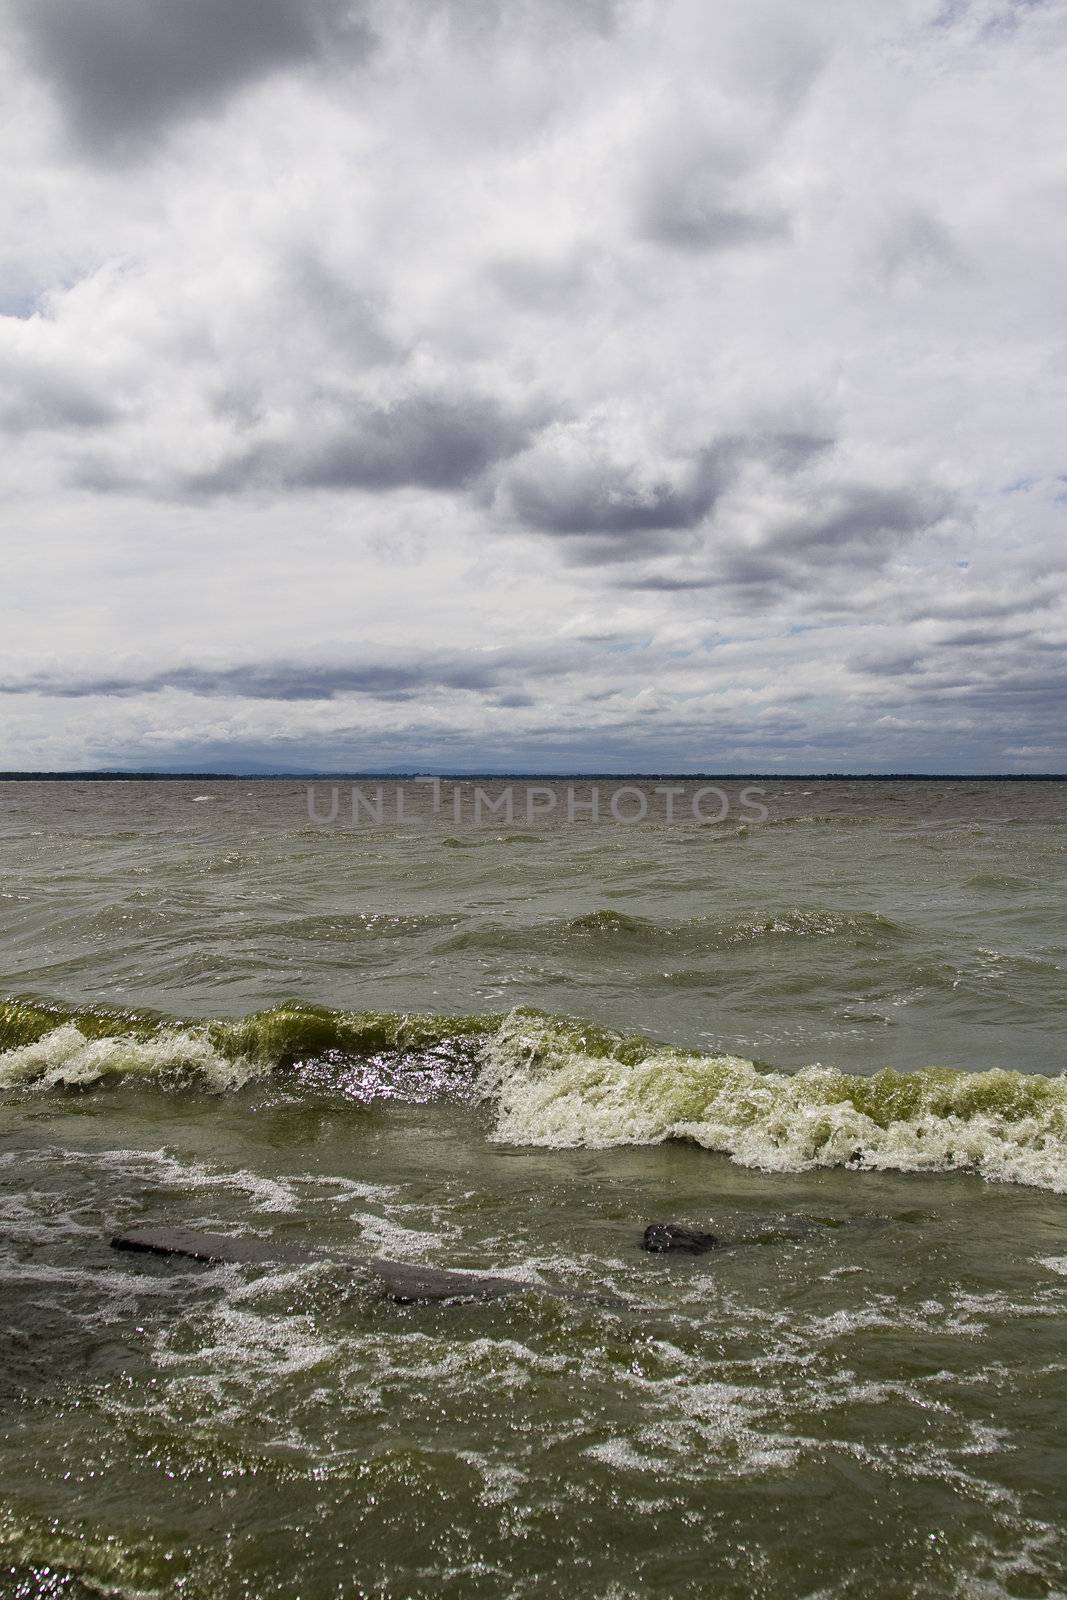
[0,1020,254,1092]
[4,997,1066,1192]
[481,1012,1067,1192]
[0,998,493,1091]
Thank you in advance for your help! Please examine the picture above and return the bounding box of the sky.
[1,0,1064,773]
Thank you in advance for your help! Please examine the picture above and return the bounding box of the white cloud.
[0,0,1065,770]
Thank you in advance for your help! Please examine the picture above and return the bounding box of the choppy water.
[1,779,1066,1598]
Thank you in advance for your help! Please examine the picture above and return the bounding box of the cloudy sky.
[1,0,1064,772]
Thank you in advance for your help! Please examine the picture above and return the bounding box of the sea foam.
[4,1000,1066,1192]
[0,1021,257,1092]
[481,1010,1067,1192]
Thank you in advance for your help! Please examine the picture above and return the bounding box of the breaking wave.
[0,997,494,1093]
[2,997,1066,1191]
[482,1014,1067,1193]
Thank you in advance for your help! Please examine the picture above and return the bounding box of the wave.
[438,907,905,954]
[2,997,1065,1191]
[558,907,904,946]
[481,1013,1067,1191]
[0,998,494,1092]
[0,1019,255,1093]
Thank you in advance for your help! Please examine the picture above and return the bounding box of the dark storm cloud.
[896,657,1067,724]
[719,485,942,586]
[499,430,844,571]
[847,632,1067,756]
[0,650,579,702]
[608,480,954,602]
[133,392,538,500]
[291,394,535,494]
[768,485,947,559]
[744,486,943,588]
[9,0,372,158]
[500,445,731,543]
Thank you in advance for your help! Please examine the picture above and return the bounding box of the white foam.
[29,1142,302,1213]
[585,1437,663,1472]
[0,1022,258,1092]
[346,1208,455,1259]
[105,1145,301,1212]
[482,1010,1067,1192]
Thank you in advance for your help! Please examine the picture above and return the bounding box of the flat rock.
[112,1228,323,1267]
[110,1228,617,1308]
[365,1257,534,1304]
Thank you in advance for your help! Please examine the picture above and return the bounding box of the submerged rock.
[112,1228,316,1266]
[640,1212,893,1256]
[642,1223,719,1254]
[368,1258,532,1305]
[110,1228,619,1307]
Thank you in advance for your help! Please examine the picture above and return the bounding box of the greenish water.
[1,780,1066,1598]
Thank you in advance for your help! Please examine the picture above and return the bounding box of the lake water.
[1,778,1065,1598]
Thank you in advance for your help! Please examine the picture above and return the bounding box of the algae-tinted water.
[1,780,1066,1598]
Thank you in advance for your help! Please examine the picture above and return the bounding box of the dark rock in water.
[639,1213,894,1258]
[366,1257,532,1305]
[112,1228,317,1267]
[642,1223,719,1255]
[110,1228,620,1308]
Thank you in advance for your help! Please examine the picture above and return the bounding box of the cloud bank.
[1,0,1065,771]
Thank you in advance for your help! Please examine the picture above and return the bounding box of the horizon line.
[1,770,1065,783]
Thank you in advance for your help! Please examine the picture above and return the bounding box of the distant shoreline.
[1,772,1065,784]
